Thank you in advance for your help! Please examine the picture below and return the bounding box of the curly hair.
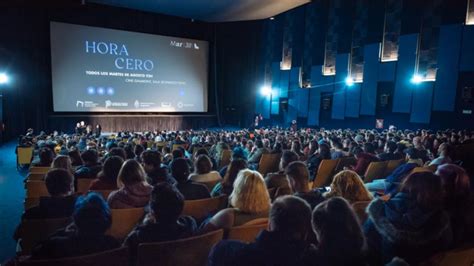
[324,170,373,203]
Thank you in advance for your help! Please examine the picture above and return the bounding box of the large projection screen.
[50,22,208,112]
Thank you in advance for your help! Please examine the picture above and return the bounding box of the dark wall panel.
[393,33,418,113]
[332,54,349,119]
[360,43,379,115]
[460,25,474,71]
[410,82,434,123]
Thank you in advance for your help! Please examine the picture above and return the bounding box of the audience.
[307,143,331,179]
[247,139,269,164]
[107,159,153,209]
[211,158,247,197]
[265,150,299,197]
[204,170,270,231]
[51,155,74,175]
[324,170,373,203]
[429,143,453,166]
[33,147,54,167]
[172,158,210,200]
[89,156,123,190]
[364,172,452,264]
[75,149,102,179]
[28,193,119,259]
[312,197,367,266]
[189,154,222,183]
[208,196,316,266]
[141,150,175,186]
[350,142,380,175]
[285,161,324,209]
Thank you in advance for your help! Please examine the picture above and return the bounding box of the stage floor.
[0,141,26,262]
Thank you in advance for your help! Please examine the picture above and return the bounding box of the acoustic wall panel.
[393,34,418,113]
[270,62,281,115]
[433,24,462,111]
[378,61,396,82]
[332,54,349,120]
[297,87,309,117]
[460,25,474,71]
[308,66,335,126]
[410,82,434,124]
[286,68,301,123]
[279,70,290,98]
[345,83,361,118]
[360,43,379,115]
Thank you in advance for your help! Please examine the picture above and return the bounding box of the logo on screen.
[105,100,112,108]
[194,43,199,50]
[76,101,84,108]
[134,100,140,108]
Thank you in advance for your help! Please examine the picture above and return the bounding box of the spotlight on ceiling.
[0,73,8,84]
[260,86,272,96]
[411,74,423,84]
[345,76,354,87]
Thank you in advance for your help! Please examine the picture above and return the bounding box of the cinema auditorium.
[1,0,474,265]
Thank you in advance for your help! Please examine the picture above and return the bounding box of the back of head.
[319,143,331,159]
[223,158,248,187]
[172,149,184,159]
[363,142,376,154]
[150,183,184,223]
[436,164,470,205]
[401,172,443,209]
[45,168,74,197]
[171,158,190,183]
[109,147,127,160]
[117,159,146,187]
[81,149,99,165]
[285,161,309,192]
[194,154,212,174]
[386,141,397,153]
[232,146,247,161]
[270,195,312,240]
[230,169,270,213]
[51,155,72,172]
[281,150,299,170]
[73,192,111,236]
[101,156,124,183]
[312,197,364,255]
[327,170,372,203]
[39,147,54,165]
[141,150,162,168]
[405,147,420,160]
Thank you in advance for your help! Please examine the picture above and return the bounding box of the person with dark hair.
[312,197,367,266]
[218,146,248,178]
[141,150,175,186]
[307,143,332,180]
[108,159,153,209]
[429,143,453,166]
[189,154,222,183]
[208,195,316,266]
[248,139,269,164]
[124,183,197,258]
[286,161,324,209]
[436,164,474,245]
[172,158,210,200]
[265,150,299,197]
[68,149,83,167]
[365,147,423,194]
[364,172,452,264]
[134,144,145,162]
[27,192,119,260]
[350,142,380,175]
[33,147,54,167]
[330,140,346,160]
[377,141,402,161]
[75,149,102,179]
[89,156,124,190]
[194,148,218,171]
[212,158,248,197]
[108,147,127,160]
[18,169,76,221]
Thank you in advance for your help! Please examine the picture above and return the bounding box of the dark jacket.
[364,194,452,264]
[75,163,103,179]
[29,226,120,260]
[383,162,419,195]
[294,190,325,210]
[176,181,210,200]
[22,195,77,220]
[306,154,323,179]
[145,166,176,186]
[377,152,403,161]
[353,153,380,175]
[208,230,317,266]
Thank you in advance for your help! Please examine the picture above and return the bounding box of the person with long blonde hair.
[204,169,270,230]
[324,170,373,203]
[107,159,153,209]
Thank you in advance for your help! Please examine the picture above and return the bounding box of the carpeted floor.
[0,141,27,262]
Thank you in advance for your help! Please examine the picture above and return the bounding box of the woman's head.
[194,154,213,174]
[73,192,112,235]
[436,164,470,207]
[230,169,270,213]
[99,156,124,184]
[68,149,83,166]
[223,159,248,188]
[326,170,373,203]
[400,172,444,209]
[312,197,365,255]
[51,155,73,174]
[39,147,54,166]
[117,159,147,188]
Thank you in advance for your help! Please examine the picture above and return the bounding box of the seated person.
[364,172,452,264]
[141,150,175,186]
[75,149,102,179]
[51,155,74,176]
[218,146,248,178]
[265,150,299,196]
[285,161,324,209]
[365,148,423,195]
[124,183,197,255]
[312,197,367,266]
[172,158,210,200]
[350,143,380,176]
[28,193,120,260]
[307,143,331,179]
[208,196,316,266]
[188,155,222,183]
[377,141,403,161]
[324,170,373,204]
[108,159,153,209]
[429,143,453,166]
[89,156,123,190]
[32,147,54,167]
[247,139,269,164]
[212,158,248,197]
[204,170,270,231]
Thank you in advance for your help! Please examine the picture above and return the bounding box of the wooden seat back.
[313,159,340,188]
[182,196,227,221]
[257,153,281,176]
[26,181,49,198]
[363,161,388,183]
[106,208,145,240]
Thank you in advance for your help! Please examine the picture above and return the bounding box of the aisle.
[0,141,26,262]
